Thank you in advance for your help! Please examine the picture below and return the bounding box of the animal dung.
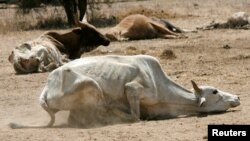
[124,46,147,55]
[223,44,232,49]
[160,49,177,59]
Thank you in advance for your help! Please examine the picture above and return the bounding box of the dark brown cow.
[46,20,110,59]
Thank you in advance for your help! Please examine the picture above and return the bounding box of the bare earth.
[0,0,250,141]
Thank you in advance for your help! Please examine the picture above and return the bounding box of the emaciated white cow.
[198,12,250,30]
[9,55,240,128]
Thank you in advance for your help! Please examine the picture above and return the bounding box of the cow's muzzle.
[103,39,110,46]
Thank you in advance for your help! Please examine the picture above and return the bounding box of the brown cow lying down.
[8,21,110,74]
[197,12,250,30]
[105,14,188,41]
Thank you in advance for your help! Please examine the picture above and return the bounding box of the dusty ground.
[0,0,250,141]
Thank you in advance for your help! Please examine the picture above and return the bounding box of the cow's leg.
[8,98,58,129]
[111,108,139,122]
[161,35,178,39]
[125,81,143,121]
[156,18,184,33]
[61,0,75,26]
[46,49,64,67]
[243,24,250,29]
[117,30,136,41]
[37,50,59,72]
[38,62,58,72]
[113,32,129,41]
[38,48,65,72]
[197,21,225,30]
[78,0,87,21]
[40,100,59,127]
[149,21,179,36]
[161,34,187,39]
[118,37,129,41]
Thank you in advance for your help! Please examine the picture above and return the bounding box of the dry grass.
[87,2,188,27]
[0,5,67,33]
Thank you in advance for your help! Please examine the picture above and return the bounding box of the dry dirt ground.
[1,0,250,141]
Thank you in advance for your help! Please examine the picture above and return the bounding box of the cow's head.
[46,21,110,59]
[8,43,40,74]
[191,80,240,113]
[74,21,110,48]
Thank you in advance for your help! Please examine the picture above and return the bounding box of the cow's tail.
[9,88,56,129]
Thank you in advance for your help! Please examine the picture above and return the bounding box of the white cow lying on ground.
[197,12,250,30]
[8,36,69,74]
[9,55,240,128]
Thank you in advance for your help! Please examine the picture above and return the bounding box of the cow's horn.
[74,13,93,29]
[74,13,86,28]
[191,80,202,94]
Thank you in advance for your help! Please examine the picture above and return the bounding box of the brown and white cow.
[105,14,188,41]
[8,21,110,74]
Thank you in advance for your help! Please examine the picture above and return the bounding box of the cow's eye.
[212,90,218,94]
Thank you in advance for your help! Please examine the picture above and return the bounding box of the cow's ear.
[199,97,206,107]
[72,28,82,35]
